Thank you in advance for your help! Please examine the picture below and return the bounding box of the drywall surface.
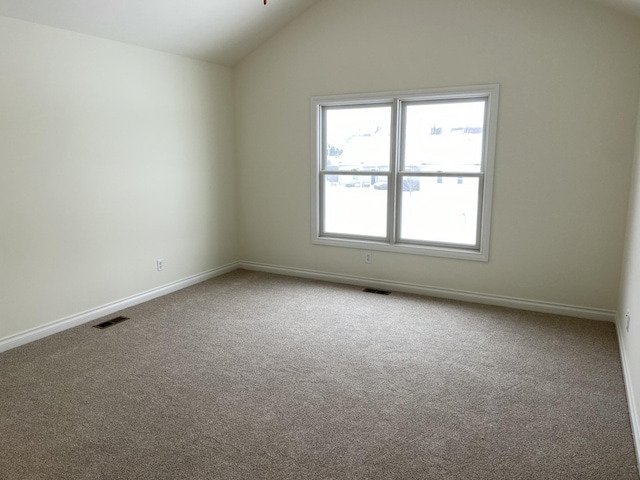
[0,16,237,340]
[618,95,640,467]
[234,0,640,310]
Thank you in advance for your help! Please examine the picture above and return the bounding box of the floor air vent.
[363,288,391,295]
[94,316,130,329]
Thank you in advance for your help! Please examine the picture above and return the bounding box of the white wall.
[0,16,237,341]
[618,96,640,468]
[234,0,640,311]
[3,0,640,344]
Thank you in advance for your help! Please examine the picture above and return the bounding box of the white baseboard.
[0,262,239,354]
[616,315,640,473]
[1,260,616,355]
[238,261,617,322]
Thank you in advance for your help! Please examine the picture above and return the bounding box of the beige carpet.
[0,269,637,479]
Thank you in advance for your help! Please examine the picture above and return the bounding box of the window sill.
[312,236,489,262]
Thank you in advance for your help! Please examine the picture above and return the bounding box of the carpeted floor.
[0,269,638,479]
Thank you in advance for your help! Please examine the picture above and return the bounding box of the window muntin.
[312,85,498,261]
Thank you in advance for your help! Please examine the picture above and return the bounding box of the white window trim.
[311,84,499,262]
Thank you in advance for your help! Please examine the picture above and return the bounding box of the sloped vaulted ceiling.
[0,0,319,66]
[0,0,636,66]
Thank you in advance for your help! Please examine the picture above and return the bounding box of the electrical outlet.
[626,311,631,332]
[157,259,164,272]
[365,253,372,264]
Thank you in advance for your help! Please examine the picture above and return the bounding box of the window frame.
[311,84,499,262]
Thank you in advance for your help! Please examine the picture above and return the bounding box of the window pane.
[323,176,387,238]
[325,106,392,171]
[399,176,480,246]
[404,100,486,173]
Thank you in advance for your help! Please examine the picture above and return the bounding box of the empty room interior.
[3,0,640,478]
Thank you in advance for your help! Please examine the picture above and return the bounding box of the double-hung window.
[311,85,499,261]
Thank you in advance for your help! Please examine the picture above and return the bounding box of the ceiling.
[0,0,637,67]
[0,0,319,66]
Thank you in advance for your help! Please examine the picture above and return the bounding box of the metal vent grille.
[94,316,130,329]
[363,288,391,295]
